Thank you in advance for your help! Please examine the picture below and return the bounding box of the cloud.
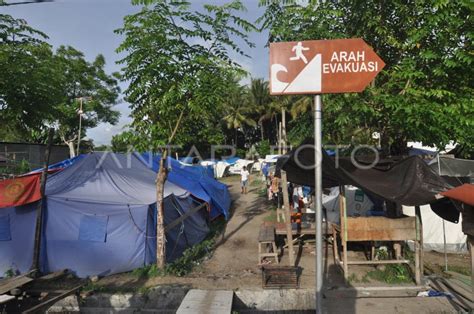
[87,102,132,145]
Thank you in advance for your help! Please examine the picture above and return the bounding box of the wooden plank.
[36,269,68,281]
[345,217,416,241]
[346,259,410,265]
[0,294,15,304]
[258,225,275,242]
[164,202,207,232]
[22,284,83,314]
[177,289,233,314]
[280,171,294,266]
[0,275,33,295]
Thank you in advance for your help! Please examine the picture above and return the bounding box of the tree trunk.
[281,108,287,153]
[66,141,76,158]
[156,155,168,269]
[259,120,264,141]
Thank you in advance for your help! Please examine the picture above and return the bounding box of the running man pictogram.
[290,42,310,64]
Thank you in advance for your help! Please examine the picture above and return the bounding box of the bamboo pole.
[339,185,348,279]
[281,170,294,266]
[415,205,424,278]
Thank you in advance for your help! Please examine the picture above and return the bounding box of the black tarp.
[276,138,453,207]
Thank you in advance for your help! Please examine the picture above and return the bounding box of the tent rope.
[127,205,159,239]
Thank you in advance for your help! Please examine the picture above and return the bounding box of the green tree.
[53,46,121,156]
[222,81,257,146]
[116,0,254,268]
[259,0,474,155]
[0,13,121,155]
[249,78,271,140]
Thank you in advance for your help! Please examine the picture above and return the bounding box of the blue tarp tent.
[223,157,239,165]
[28,155,84,174]
[0,153,210,278]
[140,153,231,220]
[0,203,37,276]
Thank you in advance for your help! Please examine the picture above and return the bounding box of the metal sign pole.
[314,95,323,313]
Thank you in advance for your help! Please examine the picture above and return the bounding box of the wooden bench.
[258,225,279,265]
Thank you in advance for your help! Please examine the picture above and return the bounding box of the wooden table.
[333,216,422,284]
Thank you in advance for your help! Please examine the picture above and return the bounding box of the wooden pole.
[30,128,54,275]
[278,122,282,155]
[469,235,473,299]
[281,170,294,266]
[339,185,348,279]
[414,205,422,285]
[415,206,424,277]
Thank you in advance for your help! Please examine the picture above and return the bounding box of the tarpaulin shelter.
[0,153,209,278]
[429,156,474,178]
[276,138,452,206]
[141,153,231,220]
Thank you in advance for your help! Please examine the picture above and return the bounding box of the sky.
[2,0,269,145]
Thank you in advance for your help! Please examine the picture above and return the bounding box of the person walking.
[241,166,250,194]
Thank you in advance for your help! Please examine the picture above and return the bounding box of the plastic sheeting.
[0,153,210,278]
[141,153,231,220]
[276,138,452,206]
[323,186,375,224]
[429,156,474,177]
[403,205,467,252]
[0,203,36,276]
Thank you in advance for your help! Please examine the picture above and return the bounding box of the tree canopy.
[116,0,255,153]
[259,0,474,155]
[0,12,120,155]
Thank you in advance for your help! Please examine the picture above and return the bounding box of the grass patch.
[250,178,263,187]
[366,264,412,284]
[82,282,106,293]
[132,218,227,278]
[263,211,277,223]
[447,264,471,277]
[347,273,358,284]
[257,188,267,197]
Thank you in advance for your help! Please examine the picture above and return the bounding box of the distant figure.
[290,42,309,64]
[241,166,250,194]
[293,185,304,210]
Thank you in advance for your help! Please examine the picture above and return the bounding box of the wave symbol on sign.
[271,54,322,94]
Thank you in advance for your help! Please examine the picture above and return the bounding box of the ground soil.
[107,176,470,288]
[93,175,471,312]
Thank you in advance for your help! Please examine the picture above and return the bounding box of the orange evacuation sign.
[269,38,385,95]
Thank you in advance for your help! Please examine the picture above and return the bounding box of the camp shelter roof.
[276,138,452,206]
[28,154,84,175]
[429,155,474,177]
[441,184,474,206]
[45,153,188,205]
[140,153,231,219]
[223,157,240,165]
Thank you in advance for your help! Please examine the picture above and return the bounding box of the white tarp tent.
[403,205,467,253]
[200,160,230,179]
[228,159,254,175]
[322,186,374,223]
